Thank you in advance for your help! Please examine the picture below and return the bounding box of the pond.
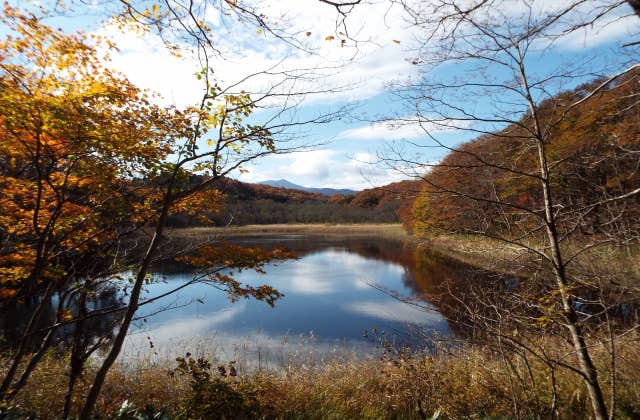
[119,235,452,367]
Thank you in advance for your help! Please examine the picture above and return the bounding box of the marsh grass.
[171,223,412,241]
[427,234,640,282]
[4,335,640,419]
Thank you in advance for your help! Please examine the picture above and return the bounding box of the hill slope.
[167,178,420,227]
[258,179,358,196]
[404,72,640,239]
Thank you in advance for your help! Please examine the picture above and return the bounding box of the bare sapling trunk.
[0,280,56,399]
[7,290,66,398]
[535,139,608,420]
[517,47,609,417]
[63,286,89,419]
[78,194,173,419]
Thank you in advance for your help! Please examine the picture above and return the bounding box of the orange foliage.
[407,72,640,239]
[177,243,295,305]
[0,7,188,298]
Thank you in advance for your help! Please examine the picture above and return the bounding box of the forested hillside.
[403,73,640,240]
[167,177,422,226]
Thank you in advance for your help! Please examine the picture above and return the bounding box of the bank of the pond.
[170,223,531,277]
[4,335,640,419]
[422,235,532,278]
[171,223,413,241]
[422,234,640,284]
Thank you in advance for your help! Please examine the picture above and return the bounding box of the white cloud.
[338,118,469,140]
[122,304,246,358]
[557,14,638,50]
[96,23,206,108]
[148,305,245,338]
[237,149,410,190]
[287,261,336,294]
[401,0,636,52]
[91,0,422,108]
[122,329,370,367]
[91,0,635,111]
[495,0,638,51]
[339,120,425,140]
[345,300,443,325]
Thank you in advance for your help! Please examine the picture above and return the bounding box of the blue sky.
[11,0,638,189]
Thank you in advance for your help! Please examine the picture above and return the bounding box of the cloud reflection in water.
[120,238,451,366]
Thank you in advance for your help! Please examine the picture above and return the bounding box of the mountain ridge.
[257,179,358,196]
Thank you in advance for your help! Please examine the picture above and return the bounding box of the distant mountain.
[212,178,326,202]
[257,179,304,190]
[258,179,358,196]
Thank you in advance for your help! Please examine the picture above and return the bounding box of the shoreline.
[168,224,638,282]
[169,223,414,241]
[168,224,536,278]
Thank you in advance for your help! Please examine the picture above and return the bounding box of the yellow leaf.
[256,29,263,35]
[59,309,74,321]
[325,35,335,41]
[392,39,401,44]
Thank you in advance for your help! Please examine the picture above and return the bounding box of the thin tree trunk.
[535,140,608,420]
[0,281,56,398]
[63,286,89,419]
[498,330,521,419]
[78,196,172,419]
[8,319,56,398]
[63,372,81,419]
[516,46,609,419]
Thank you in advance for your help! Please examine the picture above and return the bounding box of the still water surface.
[121,235,451,365]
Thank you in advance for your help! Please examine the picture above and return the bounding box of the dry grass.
[170,223,412,241]
[1,356,191,418]
[257,338,640,419]
[426,234,640,283]
[5,337,640,419]
[425,234,534,278]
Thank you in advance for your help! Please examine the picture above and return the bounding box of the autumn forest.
[1,1,640,419]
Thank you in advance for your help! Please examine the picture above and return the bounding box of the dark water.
[120,235,451,366]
